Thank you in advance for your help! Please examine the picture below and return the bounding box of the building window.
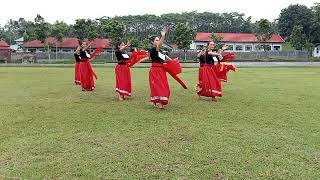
[255,45,263,51]
[62,49,71,52]
[37,48,45,52]
[226,44,234,51]
[273,46,281,51]
[196,45,204,50]
[27,48,36,52]
[245,45,253,51]
[235,45,243,51]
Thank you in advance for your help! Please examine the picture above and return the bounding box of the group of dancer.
[74,28,236,109]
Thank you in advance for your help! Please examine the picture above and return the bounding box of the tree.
[33,14,51,61]
[50,21,69,60]
[172,23,196,50]
[255,19,273,51]
[210,33,223,49]
[290,25,307,50]
[73,19,98,41]
[101,19,125,46]
[0,27,10,43]
[101,19,124,61]
[310,3,320,44]
[277,4,313,39]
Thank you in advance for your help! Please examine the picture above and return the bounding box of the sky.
[0,0,318,26]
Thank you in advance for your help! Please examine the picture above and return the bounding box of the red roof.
[0,40,11,50]
[23,37,112,48]
[195,33,285,43]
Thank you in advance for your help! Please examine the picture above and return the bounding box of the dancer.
[78,41,98,91]
[148,28,170,109]
[115,41,132,100]
[197,41,223,101]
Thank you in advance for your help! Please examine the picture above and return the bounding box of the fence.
[5,50,315,64]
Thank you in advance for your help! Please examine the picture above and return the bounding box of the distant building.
[190,32,285,51]
[10,37,24,52]
[0,40,12,62]
[23,37,112,52]
[313,44,320,57]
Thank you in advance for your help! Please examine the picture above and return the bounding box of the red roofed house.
[191,32,285,51]
[23,37,112,53]
[0,40,12,62]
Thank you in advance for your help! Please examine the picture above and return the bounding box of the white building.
[190,32,285,51]
[313,45,320,57]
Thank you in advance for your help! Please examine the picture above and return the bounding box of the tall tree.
[50,21,69,60]
[277,4,313,39]
[101,19,125,46]
[172,23,196,50]
[73,19,98,41]
[211,33,223,49]
[310,3,320,44]
[33,14,51,61]
[255,19,273,51]
[0,27,10,43]
[172,23,196,60]
[290,25,307,50]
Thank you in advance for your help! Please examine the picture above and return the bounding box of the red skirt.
[79,61,96,91]
[197,65,204,87]
[197,64,222,97]
[149,63,170,105]
[115,64,132,96]
[215,64,227,82]
[74,62,81,85]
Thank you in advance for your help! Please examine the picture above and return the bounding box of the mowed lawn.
[0,67,320,179]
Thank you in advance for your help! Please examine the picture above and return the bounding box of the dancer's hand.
[161,27,168,37]
[222,45,229,51]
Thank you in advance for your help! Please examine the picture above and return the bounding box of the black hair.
[115,41,124,49]
[148,35,158,45]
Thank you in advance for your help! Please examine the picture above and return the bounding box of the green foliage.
[172,23,196,50]
[310,3,320,44]
[211,33,223,49]
[277,4,313,39]
[101,19,124,46]
[290,25,307,50]
[255,19,273,51]
[33,14,49,43]
[73,19,98,41]
[50,21,69,42]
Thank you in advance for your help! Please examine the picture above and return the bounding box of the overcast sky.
[0,0,318,26]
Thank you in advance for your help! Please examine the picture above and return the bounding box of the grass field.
[0,67,320,179]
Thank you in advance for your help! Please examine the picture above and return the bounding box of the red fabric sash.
[127,50,149,67]
[163,58,187,89]
[221,53,236,62]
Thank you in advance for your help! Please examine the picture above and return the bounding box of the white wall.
[190,41,283,52]
[313,46,320,57]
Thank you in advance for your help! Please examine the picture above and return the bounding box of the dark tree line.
[1,4,320,51]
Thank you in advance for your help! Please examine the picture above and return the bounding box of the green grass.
[0,67,320,179]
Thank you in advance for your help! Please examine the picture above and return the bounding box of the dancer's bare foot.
[212,97,217,102]
[159,104,165,109]
[118,94,124,101]
[151,102,157,108]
